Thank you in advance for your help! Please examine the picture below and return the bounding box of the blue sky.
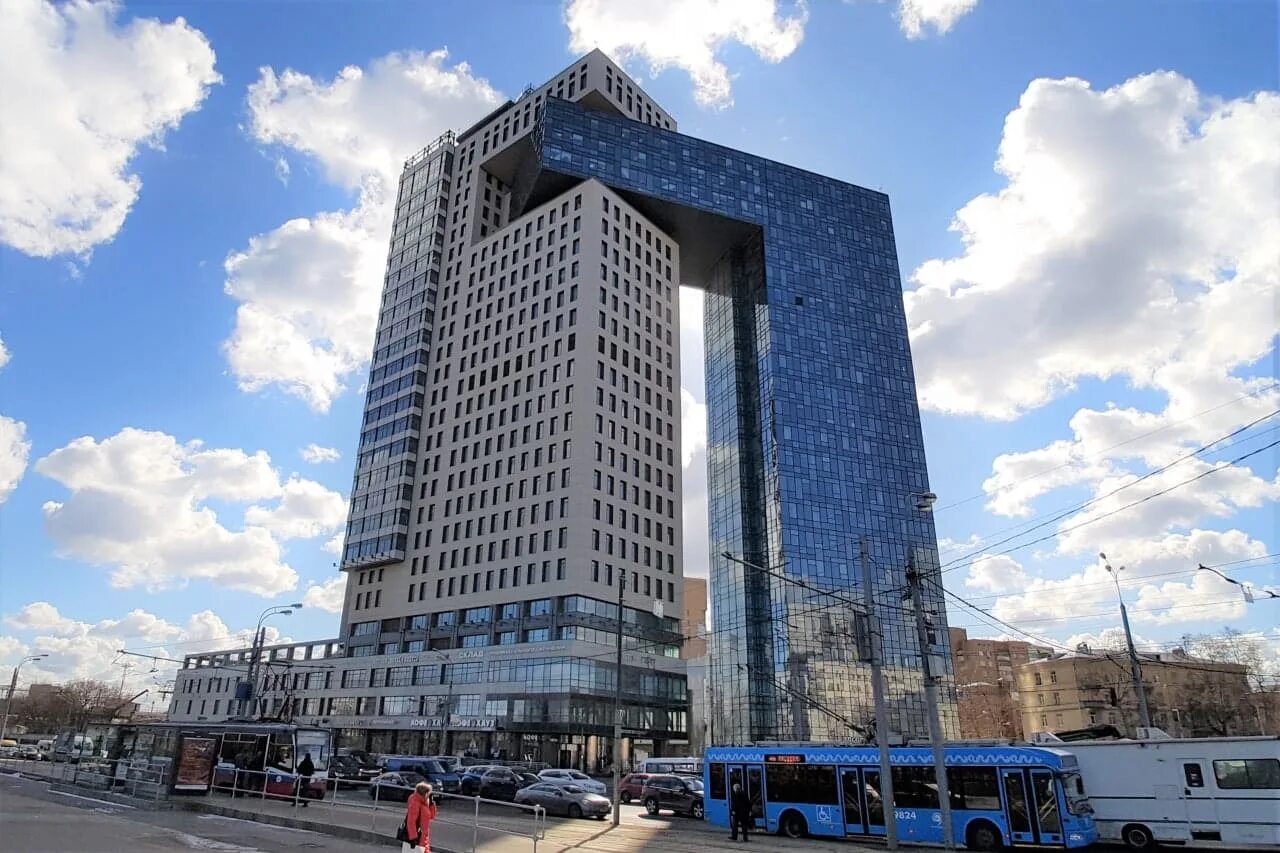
[1,0,1277,697]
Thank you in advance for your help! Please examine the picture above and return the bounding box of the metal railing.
[0,754,168,807]
[208,765,548,852]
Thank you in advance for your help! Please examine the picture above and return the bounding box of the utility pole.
[860,538,898,850]
[116,660,133,698]
[1102,554,1151,729]
[612,568,626,827]
[2,655,47,745]
[906,551,954,850]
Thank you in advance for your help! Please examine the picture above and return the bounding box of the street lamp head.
[289,603,304,609]
[721,551,733,560]
[913,492,938,512]
[278,609,293,616]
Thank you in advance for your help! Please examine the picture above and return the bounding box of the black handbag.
[395,820,409,843]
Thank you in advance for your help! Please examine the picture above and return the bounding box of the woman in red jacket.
[402,781,438,853]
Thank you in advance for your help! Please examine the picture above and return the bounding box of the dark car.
[641,774,704,819]
[380,756,461,794]
[369,771,425,802]
[457,764,499,795]
[467,766,531,801]
[618,772,651,804]
[328,755,379,789]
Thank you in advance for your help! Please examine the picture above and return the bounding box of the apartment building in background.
[170,48,956,752]
[950,627,1052,739]
[1017,644,1259,739]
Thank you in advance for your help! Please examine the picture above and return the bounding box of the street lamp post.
[239,604,302,718]
[1,654,48,744]
[429,650,453,756]
[1100,554,1151,730]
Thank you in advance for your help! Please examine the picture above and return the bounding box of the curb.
[177,799,463,852]
[48,782,173,810]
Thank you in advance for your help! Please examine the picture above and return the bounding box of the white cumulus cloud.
[1,602,282,695]
[35,428,343,596]
[244,475,347,540]
[0,415,31,505]
[906,73,1279,422]
[565,0,808,107]
[300,443,341,464]
[223,49,502,411]
[302,574,347,614]
[0,0,219,257]
[896,0,978,39]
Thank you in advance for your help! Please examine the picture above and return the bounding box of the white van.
[36,739,54,761]
[1063,734,1280,850]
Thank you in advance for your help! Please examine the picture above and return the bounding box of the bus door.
[726,764,766,829]
[1001,768,1066,846]
[1001,768,1037,845]
[839,767,886,837]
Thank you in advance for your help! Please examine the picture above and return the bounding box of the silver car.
[514,783,611,819]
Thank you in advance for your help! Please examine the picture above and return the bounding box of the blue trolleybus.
[704,744,1097,849]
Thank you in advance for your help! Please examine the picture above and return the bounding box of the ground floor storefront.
[332,728,681,772]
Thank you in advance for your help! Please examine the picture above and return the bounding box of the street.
[0,772,393,852]
[0,760,880,853]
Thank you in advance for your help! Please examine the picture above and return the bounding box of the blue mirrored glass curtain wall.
[532,97,957,745]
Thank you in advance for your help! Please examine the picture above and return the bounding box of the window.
[765,764,839,805]
[526,628,550,642]
[463,606,491,624]
[947,767,1000,811]
[461,634,489,648]
[1033,672,1042,686]
[709,763,726,799]
[1213,759,1280,790]
[528,599,552,616]
[497,631,517,645]
[1183,763,1204,788]
[891,766,940,809]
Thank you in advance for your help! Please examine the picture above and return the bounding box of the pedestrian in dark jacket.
[296,753,315,806]
[729,783,752,842]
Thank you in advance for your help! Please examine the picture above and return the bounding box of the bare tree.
[1180,629,1271,734]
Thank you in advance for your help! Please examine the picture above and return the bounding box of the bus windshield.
[1060,771,1092,815]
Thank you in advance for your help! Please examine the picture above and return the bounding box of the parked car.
[427,755,462,774]
[464,766,534,801]
[458,764,500,795]
[641,774,704,819]
[368,771,426,802]
[18,744,41,760]
[537,768,608,795]
[0,741,18,758]
[37,739,54,761]
[328,755,380,789]
[617,772,651,804]
[379,756,461,794]
[514,783,611,819]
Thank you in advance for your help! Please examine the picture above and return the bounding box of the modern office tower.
[326,48,953,757]
[333,52,688,765]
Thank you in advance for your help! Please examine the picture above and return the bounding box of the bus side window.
[710,763,726,799]
[1183,763,1204,788]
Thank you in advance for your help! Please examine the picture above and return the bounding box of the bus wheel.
[967,820,1003,851]
[1123,824,1157,850]
[779,810,808,839]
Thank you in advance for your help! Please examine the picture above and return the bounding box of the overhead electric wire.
[935,407,1280,565]
[938,435,1280,576]
[933,383,1280,515]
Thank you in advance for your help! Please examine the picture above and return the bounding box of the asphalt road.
[0,772,395,853]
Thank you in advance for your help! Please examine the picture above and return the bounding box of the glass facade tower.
[524,97,958,744]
